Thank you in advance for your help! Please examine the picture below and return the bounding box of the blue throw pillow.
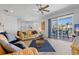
[5,33,17,42]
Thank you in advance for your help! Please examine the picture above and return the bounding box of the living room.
[0,4,79,55]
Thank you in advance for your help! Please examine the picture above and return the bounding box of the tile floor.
[39,38,72,55]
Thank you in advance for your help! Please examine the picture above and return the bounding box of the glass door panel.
[58,17,73,39]
[50,16,73,41]
[51,20,58,39]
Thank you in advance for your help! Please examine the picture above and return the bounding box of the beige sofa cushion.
[0,34,8,42]
[0,45,5,55]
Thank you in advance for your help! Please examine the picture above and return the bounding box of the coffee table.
[36,40,45,47]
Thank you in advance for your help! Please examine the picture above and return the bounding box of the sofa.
[71,36,79,55]
[17,31,38,41]
[0,32,38,55]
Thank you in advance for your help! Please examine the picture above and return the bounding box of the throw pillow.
[0,39,22,53]
[14,43,25,49]
[14,41,27,49]
[5,33,17,42]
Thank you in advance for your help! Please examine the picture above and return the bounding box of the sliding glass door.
[50,16,73,41]
[58,17,73,39]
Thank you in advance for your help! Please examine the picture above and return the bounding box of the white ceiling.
[0,4,72,21]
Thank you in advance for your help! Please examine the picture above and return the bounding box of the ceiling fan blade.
[43,5,49,8]
[40,5,49,10]
[43,9,50,12]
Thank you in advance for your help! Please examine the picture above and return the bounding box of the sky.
[58,17,72,25]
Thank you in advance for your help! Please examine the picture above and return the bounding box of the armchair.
[17,31,37,41]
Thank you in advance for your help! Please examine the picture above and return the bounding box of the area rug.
[29,40,56,52]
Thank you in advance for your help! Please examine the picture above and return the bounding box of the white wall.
[0,14,18,35]
[18,20,40,32]
[39,17,48,37]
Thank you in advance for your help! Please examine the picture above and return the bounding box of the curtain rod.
[49,13,74,19]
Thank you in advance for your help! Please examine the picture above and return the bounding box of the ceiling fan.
[36,4,50,15]
[3,9,14,13]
